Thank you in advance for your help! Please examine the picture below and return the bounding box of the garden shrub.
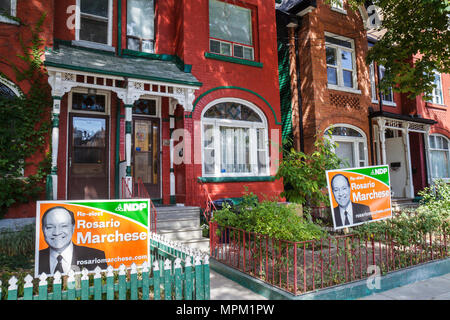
[212,192,328,242]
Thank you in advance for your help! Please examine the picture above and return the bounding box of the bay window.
[127,0,154,53]
[429,134,450,180]
[209,0,254,60]
[202,100,269,177]
[326,33,358,92]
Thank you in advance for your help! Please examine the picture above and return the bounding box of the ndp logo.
[116,203,148,212]
[371,168,388,175]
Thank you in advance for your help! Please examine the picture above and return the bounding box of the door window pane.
[72,117,106,164]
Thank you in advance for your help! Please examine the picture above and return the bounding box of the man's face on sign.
[43,208,75,253]
[332,175,351,209]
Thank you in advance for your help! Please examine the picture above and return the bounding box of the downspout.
[294,20,305,153]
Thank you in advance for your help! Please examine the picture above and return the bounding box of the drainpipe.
[294,20,305,153]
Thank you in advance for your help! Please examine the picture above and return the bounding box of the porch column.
[423,125,432,185]
[377,118,387,165]
[48,96,62,200]
[402,123,415,198]
[123,104,133,197]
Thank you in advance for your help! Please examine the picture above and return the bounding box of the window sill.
[72,40,116,53]
[328,84,362,95]
[204,52,263,68]
[426,102,447,110]
[0,15,19,25]
[331,7,347,15]
[198,176,275,183]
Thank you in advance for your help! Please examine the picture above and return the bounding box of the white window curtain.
[202,100,268,177]
[429,135,450,179]
[326,125,367,168]
[209,0,252,45]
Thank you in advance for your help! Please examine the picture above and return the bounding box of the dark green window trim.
[122,49,192,73]
[189,86,282,125]
[204,52,263,68]
[43,61,202,87]
[197,176,276,183]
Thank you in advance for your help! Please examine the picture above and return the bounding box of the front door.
[133,118,161,199]
[68,114,109,199]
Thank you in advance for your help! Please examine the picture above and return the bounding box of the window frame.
[208,0,257,61]
[427,72,444,106]
[0,0,18,25]
[369,63,397,106]
[325,124,368,168]
[325,32,360,94]
[126,0,155,53]
[201,98,269,178]
[74,0,114,50]
[330,0,347,15]
[428,134,450,181]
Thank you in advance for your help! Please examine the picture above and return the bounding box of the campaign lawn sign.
[326,165,392,230]
[35,199,150,277]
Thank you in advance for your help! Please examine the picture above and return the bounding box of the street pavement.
[359,272,450,300]
[210,269,450,300]
[210,270,267,300]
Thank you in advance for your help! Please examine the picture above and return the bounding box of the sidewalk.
[360,273,450,300]
[210,270,266,300]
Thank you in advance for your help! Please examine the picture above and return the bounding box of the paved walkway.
[360,273,450,300]
[210,270,266,300]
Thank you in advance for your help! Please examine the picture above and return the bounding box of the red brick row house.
[0,0,284,218]
[276,0,449,200]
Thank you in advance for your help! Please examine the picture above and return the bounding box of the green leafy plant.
[212,191,328,242]
[0,13,51,217]
[276,130,342,206]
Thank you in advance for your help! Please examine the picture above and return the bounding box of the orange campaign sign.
[35,199,150,277]
[326,165,392,230]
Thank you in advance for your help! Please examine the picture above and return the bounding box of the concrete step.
[182,238,210,253]
[156,207,201,221]
[158,227,204,242]
[157,218,200,230]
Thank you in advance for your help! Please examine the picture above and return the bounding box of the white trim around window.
[427,72,445,106]
[201,98,270,178]
[74,0,114,50]
[330,0,347,15]
[369,63,397,107]
[428,134,450,181]
[325,124,368,168]
[325,32,360,94]
[0,0,18,25]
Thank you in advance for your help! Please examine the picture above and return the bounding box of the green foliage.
[0,13,51,217]
[276,131,342,206]
[353,181,449,246]
[212,192,328,242]
[327,0,450,98]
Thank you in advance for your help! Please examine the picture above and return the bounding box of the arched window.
[325,124,368,168]
[0,77,20,99]
[202,99,269,177]
[429,134,450,179]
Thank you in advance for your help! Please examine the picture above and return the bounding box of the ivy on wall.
[0,13,51,217]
